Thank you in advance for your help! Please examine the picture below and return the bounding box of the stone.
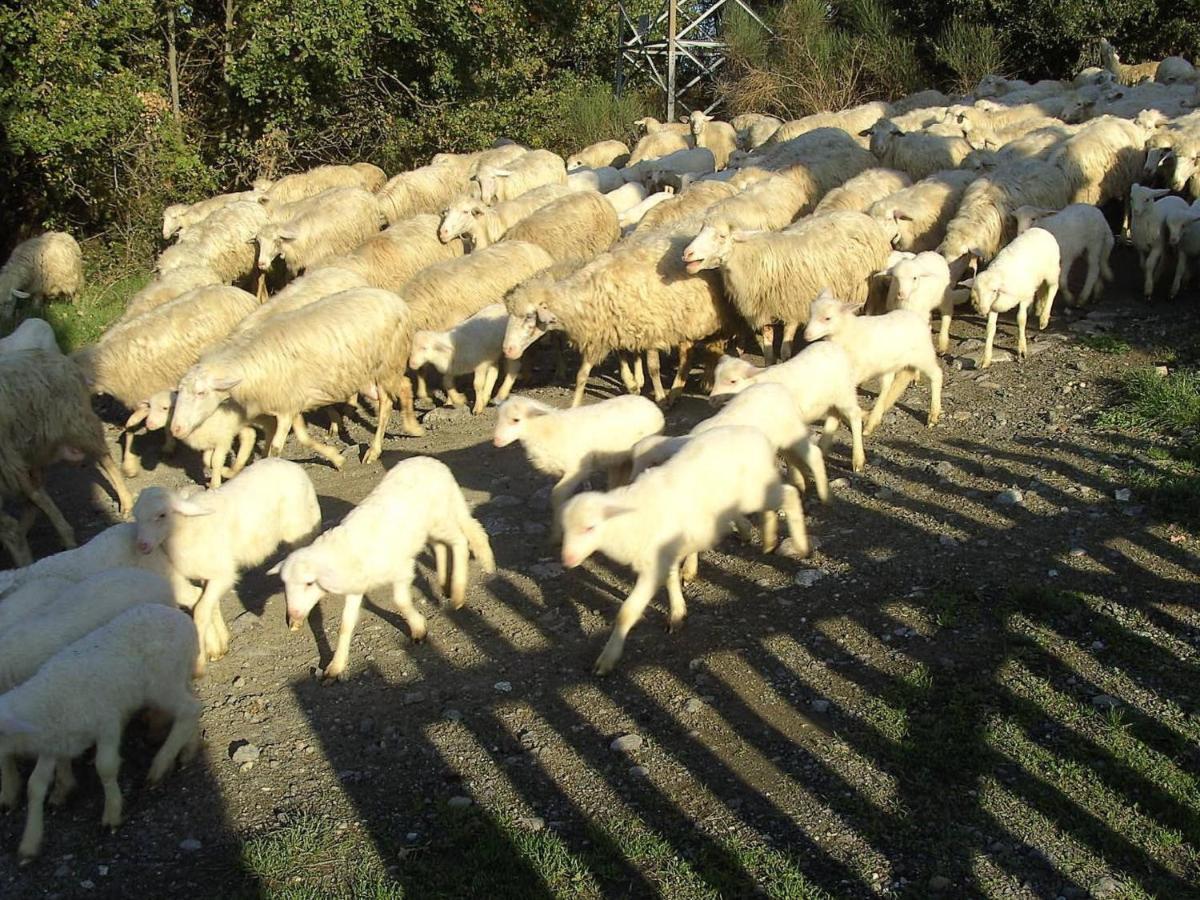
[230,742,260,766]
[939,535,959,549]
[421,406,469,430]
[447,795,473,808]
[494,681,513,693]
[629,765,649,777]
[995,488,1023,506]
[794,570,824,588]
[179,838,202,852]
[232,675,245,688]
[1113,488,1132,502]
[488,494,523,508]
[1091,640,1105,650]
[929,875,951,891]
[1154,365,1169,377]
[684,698,703,714]
[519,816,546,832]
[1092,694,1120,711]
[1093,876,1123,898]
[775,537,807,559]
[874,487,895,500]
[810,699,830,714]
[610,733,643,753]
[403,690,427,705]
[1068,547,1086,557]
[829,477,850,490]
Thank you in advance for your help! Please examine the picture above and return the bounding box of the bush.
[935,19,1010,95]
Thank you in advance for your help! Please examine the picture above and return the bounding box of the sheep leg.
[494,358,520,403]
[571,360,594,408]
[147,699,200,783]
[1143,246,1161,299]
[121,430,142,477]
[594,564,664,675]
[191,577,233,673]
[982,311,998,369]
[95,733,123,829]
[162,433,176,455]
[1038,281,1057,330]
[936,310,953,354]
[269,415,292,456]
[445,384,469,408]
[779,484,809,557]
[1079,252,1100,306]
[391,571,427,643]
[325,406,346,441]
[681,552,699,583]
[449,536,469,608]
[665,562,687,633]
[433,543,449,596]
[415,370,431,403]
[552,332,569,383]
[49,758,76,807]
[864,371,897,435]
[472,364,498,415]
[550,470,590,541]
[230,426,257,476]
[780,323,799,361]
[397,378,425,436]
[667,341,694,404]
[787,439,829,503]
[0,512,33,568]
[209,604,230,658]
[762,509,779,553]
[634,354,645,391]
[364,391,394,465]
[842,402,866,473]
[760,324,777,365]
[618,353,639,393]
[1171,255,1188,298]
[646,349,667,403]
[1016,305,1029,359]
[93,454,133,517]
[17,756,54,859]
[207,437,233,489]
[324,593,363,680]
[21,477,76,550]
[291,415,345,470]
[0,753,19,809]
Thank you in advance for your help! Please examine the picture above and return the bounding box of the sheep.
[730,113,783,149]
[156,200,269,285]
[881,251,966,352]
[803,290,942,435]
[964,227,1061,367]
[493,394,665,534]
[1169,211,1200,295]
[326,213,468,289]
[604,181,650,215]
[171,287,412,467]
[0,351,131,565]
[230,266,366,340]
[567,140,631,171]
[688,111,738,170]
[690,174,810,239]
[566,166,626,193]
[132,457,321,671]
[0,568,173,693]
[502,232,742,406]
[1156,56,1198,85]
[1014,204,1115,306]
[270,457,493,679]
[561,426,807,674]
[0,233,83,326]
[617,190,672,230]
[259,163,386,205]
[1048,116,1147,211]
[0,576,74,634]
[868,169,978,252]
[708,342,865,472]
[938,157,1072,278]
[866,120,973,179]
[472,149,567,205]
[162,189,261,241]
[634,116,692,136]
[1130,188,1200,298]
[410,304,516,413]
[624,147,717,190]
[438,184,573,250]
[1098,38,1158,86]
[0,603,200,860]
[631,181,738,237]
[376,163,470,225]
[256,187,384,279]
[813,168,913,214]
[429,144,528,181]
[128,391,262,489]
[626,129,692,167]
[502,191,621,265]
[0,318,58,355]
[120,264,222,322]
[683,210,892,364]
[767,102,890,147]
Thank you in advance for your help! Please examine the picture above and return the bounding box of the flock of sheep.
[1,36,1199,860]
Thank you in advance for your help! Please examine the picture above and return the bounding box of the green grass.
[45,268,149,352]
[1080,333,1133,355]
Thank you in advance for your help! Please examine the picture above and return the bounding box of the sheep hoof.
[402,423,426,438]
[666,615,686,634]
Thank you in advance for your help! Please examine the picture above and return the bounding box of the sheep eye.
[157,513,166,520]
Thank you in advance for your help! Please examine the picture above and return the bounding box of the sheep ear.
[815,287,835,301]
[209,374,241,391]
[731,229,761,243]
[522,404,549,419]
[12,289,30,300]
[957,276,976,289]
[491,169,514,178]
[266,561,283,576]
[601,503,635,521]
[892,210,913,222]
[124,405,150,429]
[316,566,345,595]
[857,128,872,137]
[279,230,298,241]
[170,496,213,517]
[0,716,37,735]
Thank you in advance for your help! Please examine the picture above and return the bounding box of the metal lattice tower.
[614,0,770,121]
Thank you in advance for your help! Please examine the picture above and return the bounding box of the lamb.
[1170,210,1200,295]
[868,169,978,252]
[0,318,58,355]
[604,181,650,215]
[1131,189,1200,298]
[683,210,892,364]
[708,342,866,472]
[155,200,269,285]
[428,144,528,181]
[271,457,493,679]
[565,166,626,193]
[803,290,942,434]
[119,264,222,322]
[617,190,673,230]
[866,120,973,179]
[938,157,1072,278]
[0,233,83,326]
[376,163,470,225]
[1156,56,1198,85]
[767,102,890,147]
[325,213,468,289]
[1098,38,1158,86]
[259,162,386,204]
[1014,204,1115,306]
[730,113,783,149]
[633,116,692,136]
[493,394,665,535]
[502,232,741,406]
[813,168,912,214]
[964,227,1061,368]
[560,426,807,674]
[1048,115,1147,211]
[0,351,132,565]
[437,184,573,250]
[689,174,809,240]
[688,111,739,169]
[631,180,738,237]
[132,457,321,671]
[472,150,567,204]
[626,130,692,167]
[256,187,384,278]
[0,603,200,859]
[502,191,621,265]
[0,577,73,634]
[567,140,631,171]
[162,189,261,241]
[410,304,516,413]
[129,391,261,489]
[881,251,966,352]
[0,568,173,693]
[624,147,717,189]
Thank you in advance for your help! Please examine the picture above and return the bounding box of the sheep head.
[172,365,238,438]
[269,549,331,630]
[560,492,631,569]
[803,289,861,342]
[408,330,454,372]
[439,198,485,244]
[492,395,548,448]
[708,355,764,402]
[256,224,296,272]
[162,204,187,241]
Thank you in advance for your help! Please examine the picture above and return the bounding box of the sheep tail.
[460,511,496,574]
[256,273,268,303]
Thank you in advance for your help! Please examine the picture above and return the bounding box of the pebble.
[403,690,427,705]
[995,487,1023,506]
[447,796,473,808]
[1153,365,1169,377]
[230,742,260,766]
[519,816,546,832]
[929,875,951,891]
[179,838,202,852]
[443,708,463,722]
[359,717,375,734]
[1068,547,1086,557]
[610,733,643,753]
[421,406,469,429]
[488,494,522,508]
[938,535,959,549]
[684,698,703,714]
[629,765,649,777]
[774,537,806,558]
[231,675,245,688]
[1093,876,1123,898]
[1091,640,1105,650]
[810,699,830,714]
[794,570,824,588]
[1092,694,1120,710]
[494,681,513,693]
[829,477,850,490]
[406,832,419,842]
[874,487,894,500]
[80,880,96,890]
[1114,488,1132,502]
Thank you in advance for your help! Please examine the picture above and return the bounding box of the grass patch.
[1080,333,1133,355]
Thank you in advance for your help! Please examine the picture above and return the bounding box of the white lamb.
[964,227,1061,368]
[271,457,494,679]
[1130,187,1200,299]
[0,568,173,693]
[561,426,807,674]
[0,318,58,355]
[131,458,321,673]
[493,394,665,536]
[882,251,967,352]
[409,303,517,414]
[566,167,625,193]
[0,604,200,859]
[127,390,261,489]
[803,290,943,435]
[604,182,650,215]
[1013,204,1115,307]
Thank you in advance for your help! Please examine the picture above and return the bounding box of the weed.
[1081,333,1132,354]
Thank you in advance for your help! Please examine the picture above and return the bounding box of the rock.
[610,733,643,753]
[874,487,894,500]
[810,699,830,714]
[358,717,375,735]
[447,795,473,808]
[231,675,245,688]
[488,494,522,508]
[80,880,96,890]
[1093,876,1123,898]
[684,698,703,714]
[829,477,850,490]
[794,570,824,588]
[494,681,513,693]
[421,406,470,430]
[933,461,954,478]
[629,765,649,777]
[939,535,959,549]
[995,488,1023,506]
[230,742,260,766]
[1113,488,1131,502]
[403,690,427,705]
[1154,365,1169,377]
[1092,694,1120,711]
[406,832,419,842]
[1091,640,1105,650]
[774,537,806,558]
[929,875,951,891]
[1068,547,1086,557]
[957,348,1014,370]
[179,838,202,852]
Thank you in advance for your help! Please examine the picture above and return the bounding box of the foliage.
[935,19,1009,95]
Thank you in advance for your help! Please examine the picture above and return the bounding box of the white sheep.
[131,458,321,672]
[502,191,621,265]
[120,264,222,322]
[322,213,467,291]
[1013,204,1115,306]
[473,149,567,204]
[730,113,783,149]
[155,200,268,285]
[1048,115,1148,213]
[616,190,673,230]
[627,129,692,168]
[0,568,173,693]
[0,233,83,325]
[567,140,631,171]
[256,187,384,278]
[708,342,866,472]
[631,180,738,238]
[1098,38,1158,86]
[129,391,261,488]
[162,189,261,241]
[767,102,890,147]
[813,168,913,214]
[867,169,977,252]
[429,144,527,181]
[604,181,650,215]
[624,147,717,189]
[1169,209,1200,295]
[688,112,738,169]
[881,250,966,352]
[561,425,807,674]
[1156,56,1198,85]
[377,163,470,226]
[964,227,1061,367]
[866,120,974,179]
[0,603,200,859]
[259,162,386,204]
[803,290,943,435]
[271,457,494,679]
[493,394,665,536]
[410,303,516,413]
[566,166,626,193]
[437,184,573,250]
[0,318,58,355]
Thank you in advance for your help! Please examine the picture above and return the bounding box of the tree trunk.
[165,1,181,122]
[224,0,237,83]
